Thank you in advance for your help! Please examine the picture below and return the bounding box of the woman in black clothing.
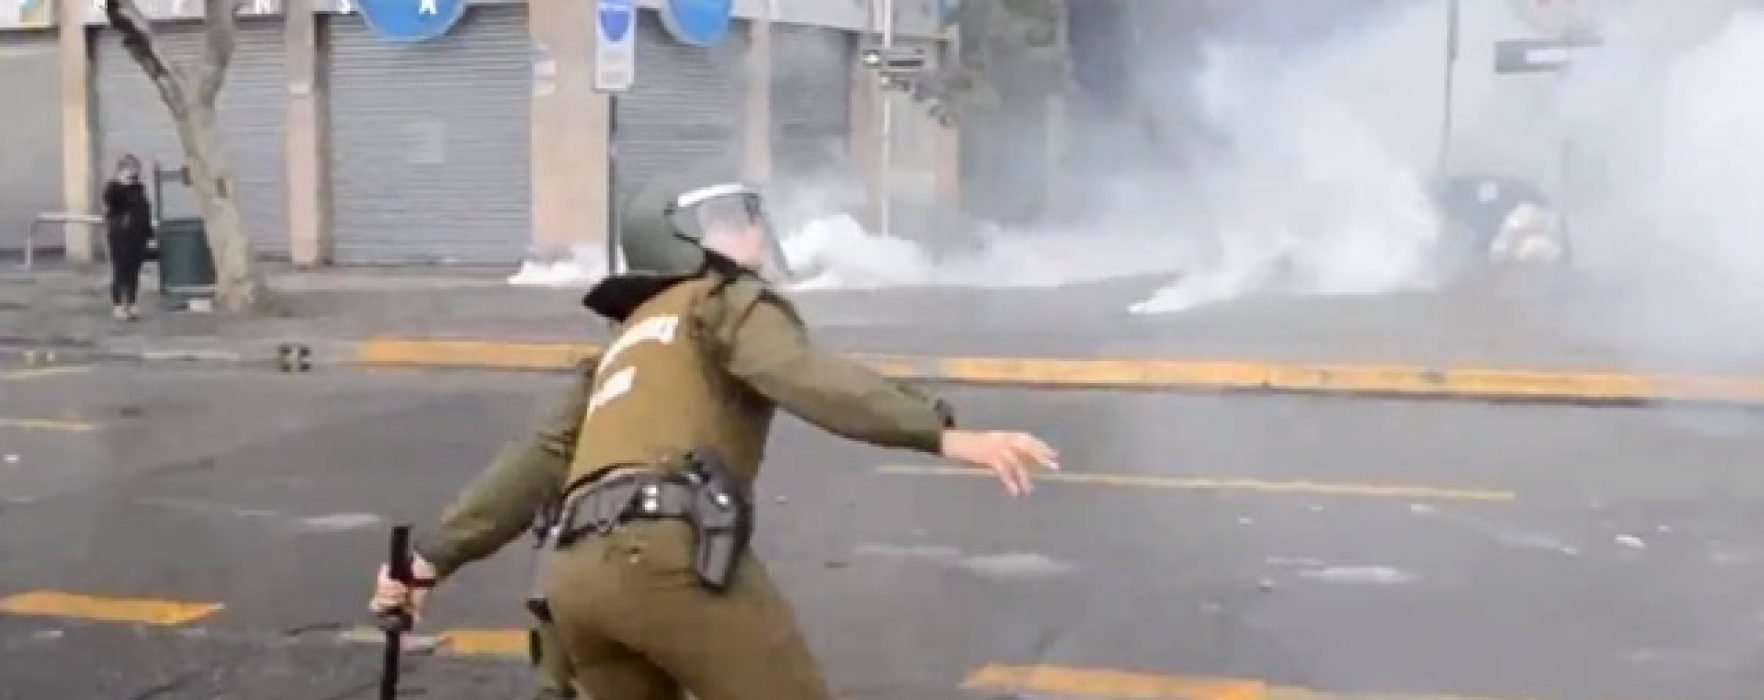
[101,154,153,321]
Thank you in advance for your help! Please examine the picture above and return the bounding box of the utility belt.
[553,468,701,545]
[527,450,753,623]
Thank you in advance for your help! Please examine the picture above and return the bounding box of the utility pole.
[861,0,939,238]
[879,0,896,238]
[1437,0,1460,176]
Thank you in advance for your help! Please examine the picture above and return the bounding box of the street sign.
[595,0,635,92]
[660,0,733,47]
[357,0,466,43]
[1493,35,1601,73]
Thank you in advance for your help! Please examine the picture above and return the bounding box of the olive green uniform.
[413,357,604,698]
[408,271,948,699]
[541,269,948,700]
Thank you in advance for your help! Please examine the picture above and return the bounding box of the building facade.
[12,0,956,266]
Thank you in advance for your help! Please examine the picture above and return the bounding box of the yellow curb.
[349,337,1764,404]
[0,590,223,626]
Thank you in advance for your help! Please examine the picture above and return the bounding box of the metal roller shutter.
[0,30,62,248]
[613,10,746,199]
[771,23,851,181]
[327,4,531,265]
[96,19,290,259]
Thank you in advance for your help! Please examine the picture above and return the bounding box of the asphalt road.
[2,357,1762,699]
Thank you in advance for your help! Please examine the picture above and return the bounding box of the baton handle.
[376,524,414,634]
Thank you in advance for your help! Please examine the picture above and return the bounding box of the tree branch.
[196,0,244,104]
[105,0,189,113]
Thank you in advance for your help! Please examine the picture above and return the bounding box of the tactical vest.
[566,276,776,493]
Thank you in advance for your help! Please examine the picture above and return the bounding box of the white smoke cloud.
[772,0,1548,303]
[1556,1,1764,372]
[524,0,1764,370]
[1132,29,1448,314]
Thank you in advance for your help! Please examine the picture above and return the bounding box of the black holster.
[553,451,754,592]
[678,449,754,592]
[525,501,563,625]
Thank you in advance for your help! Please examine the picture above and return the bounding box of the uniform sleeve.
[894,379,957,428]
[413,355,596,578]
[719,295,947,454]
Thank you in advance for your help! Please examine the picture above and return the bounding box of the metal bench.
[19,212,105,270]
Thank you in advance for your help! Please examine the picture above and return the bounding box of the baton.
[376,524,414,700]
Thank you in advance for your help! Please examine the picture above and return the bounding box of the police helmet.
[616,168,792,282]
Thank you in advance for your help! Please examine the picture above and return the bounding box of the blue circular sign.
[598,0,634,43]
[357,0,467,43]
[661,0,734,47]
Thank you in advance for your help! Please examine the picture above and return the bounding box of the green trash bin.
[154,217,217,307]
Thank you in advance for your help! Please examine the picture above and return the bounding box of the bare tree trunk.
[176,102,265,312]
[106,0,271,314]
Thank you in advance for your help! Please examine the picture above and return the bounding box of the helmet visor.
[665,183,793,282]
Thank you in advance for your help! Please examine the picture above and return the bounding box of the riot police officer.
[385,354,598,698]
[371,173,1059,700]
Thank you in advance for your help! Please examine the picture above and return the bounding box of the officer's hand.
[939,430,1059,497]
[368,554,439,622]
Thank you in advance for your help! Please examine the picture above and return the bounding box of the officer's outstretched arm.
[412,354,598,579]
[721,297,947,453]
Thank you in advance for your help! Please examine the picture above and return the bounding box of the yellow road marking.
[0,417,99,432]
[965,664,1265,700]
[0,590,223,626]
[878,465,1516,503]
[337,626,527,658]
[0,366,90,382]
[439,628,529,657]
[964,664,1550,700]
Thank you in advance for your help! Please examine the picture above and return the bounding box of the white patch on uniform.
[598,314,680,374]
[588,366,637,416]
[588,314,682,416]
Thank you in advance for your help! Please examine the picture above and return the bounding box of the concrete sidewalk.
[7,264,1764,405]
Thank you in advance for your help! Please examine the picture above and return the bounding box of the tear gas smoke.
[519,0,1764,383]
[1555,0,1764,375]
[768,0,1552,299]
